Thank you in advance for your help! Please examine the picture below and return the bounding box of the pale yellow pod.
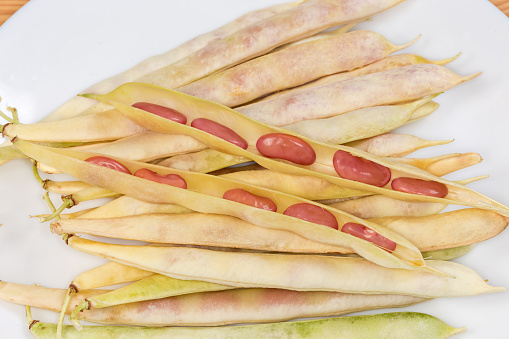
[177,30,416,107]
[158,149,249,173]
[368,209,509,252]
[138,0,409,90]
[283,96,434,144]
[42,0,304,122]
[5,281,427,328]
[67,236,503,298]
[328,195,447,219]
[259,53,460,103]
[345,133,453,157]
[237,64,478,126]
[78,196,192,219]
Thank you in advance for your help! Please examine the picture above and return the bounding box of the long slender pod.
[65,236,503,298]
[80,82,509,216]
[14,139,426,271]
[42,0,305,122]
[28,310,464,339]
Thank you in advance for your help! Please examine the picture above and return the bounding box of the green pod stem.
[43,0,304,122]
[283,96,437,144]
[177,30,417,107]
[256,53,461,103]
[28,311,464,339]
[345,133,454,157]
[66,236,503,298]
[14,139,424,271]
[84,82,509,217]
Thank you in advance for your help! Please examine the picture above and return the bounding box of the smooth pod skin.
[333,150,391,187]
[223,188,277,211]
[85,156,131,175]
[132,102,187,124]
[191,118,248,149]
[134,168,187,189]
[284,203,338,229]
[28,312,465,339]
[391,177,448,198]
[256,133,316,165]
[341,222,397,252]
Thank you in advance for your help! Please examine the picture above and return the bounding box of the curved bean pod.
[256,53,461,103]
[5,281,427,328]
[83,83,509,217]
[42,0,304,122]
[66,236,503,298]
[14,140,426,270]
[237,64,479,126]
[28,311,464,338]
[177,30,416,107]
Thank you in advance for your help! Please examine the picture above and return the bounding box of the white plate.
[1,0,509,337]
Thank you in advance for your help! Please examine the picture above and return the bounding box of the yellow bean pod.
[257,53,460,103]
[83,82,509,217]
[66,236,503,298]
[345,133,453,157]
[177,30,416,107]
[14,139,425,270]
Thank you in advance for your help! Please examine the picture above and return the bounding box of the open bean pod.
[82,82,509,217]
[14,139,426,271]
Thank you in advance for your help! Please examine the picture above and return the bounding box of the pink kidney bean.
[134,168,187,189]
[132,102,187,124]
[333,150,391,187]
[223,188,277,212]
[191,118,248,149]
[85,156,131,175]
[256,133,316,166]
[341,222,396,252]
[283,203,338,229]
[391,177,448,198]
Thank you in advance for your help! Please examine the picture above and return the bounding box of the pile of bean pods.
[1,0,508,338]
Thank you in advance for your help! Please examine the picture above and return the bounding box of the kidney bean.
[223,189,277,212]
[391,177,448,198]
[134,168,187,189]
[341,222,396,252]
[132,102,187,124]
[333,150,391,187]
[85,156,131,174]
[283,203,338,229]
[191,118,248,150]
[256,133,316,166]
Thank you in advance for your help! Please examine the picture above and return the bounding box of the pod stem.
[42,197,74,222]
[69,300,89,330]
[56,285,77,339]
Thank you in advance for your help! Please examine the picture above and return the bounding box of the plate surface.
[1,0,509,337]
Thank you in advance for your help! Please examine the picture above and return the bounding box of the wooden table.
[1,0,508,27]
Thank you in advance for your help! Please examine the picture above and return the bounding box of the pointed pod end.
[434,52,462,65]
[395,34,421,51]
[462,71,482,82]
[78,93,102,101]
